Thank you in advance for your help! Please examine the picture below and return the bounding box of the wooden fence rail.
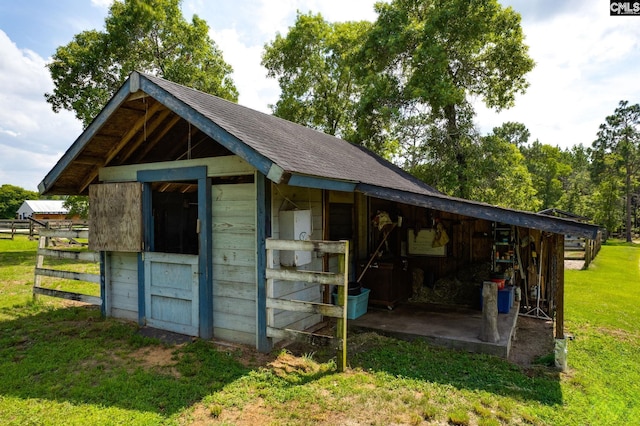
[265,238,349,371]
[33,228,101,306]
[0,219,90,239]
[564,230,602,269]
[0,219,33,239]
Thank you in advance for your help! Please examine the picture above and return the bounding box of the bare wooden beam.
[266,298,344,318]
[35,268,100,283]
[265,268,344,286]
[132,114,182,162]
[266,238,347,254]
[78,102,163,193]
[117,108,173,163]
[37,248,100,262]
[33,287,101,305]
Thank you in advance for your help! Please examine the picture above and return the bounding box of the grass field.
[0,235,638,425]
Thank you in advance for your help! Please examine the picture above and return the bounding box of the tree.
[46,0,238,126]
[262,12,371,142]
[0,185,39,219]
[360,0,535,198]
[520,141,572,210]
[491,121,530,148]
[469,133,540,211]
[63,196,89,220]
[557,144,594,218]
[592,100,640,241]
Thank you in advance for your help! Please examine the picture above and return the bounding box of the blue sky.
[0,0,639,191]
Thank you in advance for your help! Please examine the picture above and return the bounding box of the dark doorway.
[152,185,199,254]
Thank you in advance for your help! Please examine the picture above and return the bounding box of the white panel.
[278,210,313,266]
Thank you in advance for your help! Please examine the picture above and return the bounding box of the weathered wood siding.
[106,252,138,321]
[89,182,143,252]
[270,184,324,333]
[100,156,259,344]
[212,182,257,345]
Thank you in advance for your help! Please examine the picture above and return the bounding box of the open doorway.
[151,182,199,255]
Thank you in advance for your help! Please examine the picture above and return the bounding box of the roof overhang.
[356,184,600,240]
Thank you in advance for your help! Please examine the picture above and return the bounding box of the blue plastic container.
[497,286,515,313]
[332,288,370,319]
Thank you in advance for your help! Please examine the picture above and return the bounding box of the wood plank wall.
[270,184,324,335]
[211,182,258,345]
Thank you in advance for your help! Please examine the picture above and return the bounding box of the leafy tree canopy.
[262,12,371,141]
[0,185,39,219]
[591,100,640,241]
[46,0,238,126]
[361,0,534,198]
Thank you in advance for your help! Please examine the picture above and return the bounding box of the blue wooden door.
[144,252,199,335]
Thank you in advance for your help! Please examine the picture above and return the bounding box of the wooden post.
[336,241,349,372]
[584,237,592,269]
[480,281,499,343]
[555,235,565,340]
[33,223,50,301]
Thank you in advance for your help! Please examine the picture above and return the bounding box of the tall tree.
[557,144,594,218]
[262,12,371,142]
[360,0,535,198]
[520,141,572,210]
[592,100,640,241]
[491,121,531,148]
[469,133,540,211]
[46,0,237,126]
[0,185,39,219]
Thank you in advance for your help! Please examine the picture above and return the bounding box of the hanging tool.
[356,223,396,283]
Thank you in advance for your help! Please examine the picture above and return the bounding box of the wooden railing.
[0,219,89,239]
[564,230,602,269]
[0,219,33,239]
[33,228,101,306]
[265,239,349,371]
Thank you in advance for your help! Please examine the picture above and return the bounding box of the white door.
[144,252,199,336]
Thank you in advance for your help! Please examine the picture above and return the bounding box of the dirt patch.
[129,345,183,378]
[564,259,585,270]
[509,315,555,367]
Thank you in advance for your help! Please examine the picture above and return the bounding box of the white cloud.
[0,30,82,190]
[476,3,640,148]
[211,27,279,113]
[90,0,113,8]
[201,0,378,112]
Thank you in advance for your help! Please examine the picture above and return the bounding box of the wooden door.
[144,252,199,335]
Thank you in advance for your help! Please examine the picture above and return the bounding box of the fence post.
[336,240,349,372]
[33,238,46,301]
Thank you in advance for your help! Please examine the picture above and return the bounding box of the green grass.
[0,235,638,424]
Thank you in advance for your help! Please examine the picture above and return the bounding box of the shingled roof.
[39,71,600,239]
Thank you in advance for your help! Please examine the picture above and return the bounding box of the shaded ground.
[508,315,555,367]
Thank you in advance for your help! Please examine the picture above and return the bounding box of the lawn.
[0,235,638,425]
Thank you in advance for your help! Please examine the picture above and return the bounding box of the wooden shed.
[39,72,599,356]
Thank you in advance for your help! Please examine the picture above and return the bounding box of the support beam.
[555,235,565,340]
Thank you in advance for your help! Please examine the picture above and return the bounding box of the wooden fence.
[265,239,349,371]
[564,230,602,269]
[33,228,101,306]
[0,218,89,239]
[0,219,34,239]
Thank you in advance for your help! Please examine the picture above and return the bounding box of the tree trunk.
[626,169,632,243]
[444,104,469,199]
[480,281,499,343]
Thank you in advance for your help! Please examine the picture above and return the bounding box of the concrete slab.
[349,301,519,358]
